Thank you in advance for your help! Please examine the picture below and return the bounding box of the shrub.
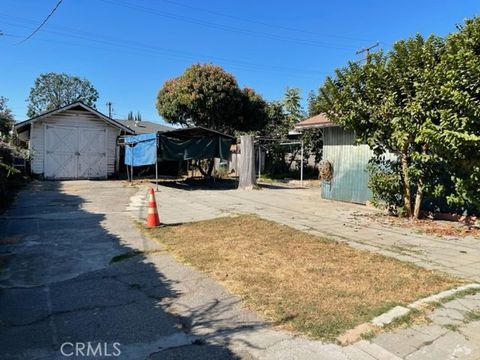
[367,157,404,215]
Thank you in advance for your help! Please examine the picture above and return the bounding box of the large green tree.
[156,63,268,134]
[316,35,445,218]
[316,19,480,218]
[0,97,14,136]
[27,73,99,117]
[427,18,480,209]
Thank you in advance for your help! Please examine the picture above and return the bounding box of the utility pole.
[106,101,113,118]
[356,42,380,62]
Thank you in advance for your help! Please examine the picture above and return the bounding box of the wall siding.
[29,110,121,177]
[320,127,393,204]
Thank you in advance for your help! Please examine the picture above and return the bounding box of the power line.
[17,0,64,44]
[98,0,357,51]
[158,0,377,44]
[1,17,329,78]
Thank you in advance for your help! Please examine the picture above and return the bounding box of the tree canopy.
[156,64,268,134]
[27,72,99,117]
[0,97,14,136]
[315,17,480,217]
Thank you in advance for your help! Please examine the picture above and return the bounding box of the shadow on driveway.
[0,181,257,359]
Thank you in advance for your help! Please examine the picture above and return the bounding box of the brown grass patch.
[142,215,461,340]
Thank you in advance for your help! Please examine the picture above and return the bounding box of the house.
[116,119,172,134]
[14,102,134,179]
[295,114,395,204]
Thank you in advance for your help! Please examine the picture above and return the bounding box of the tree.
[0,97,14,136]
[303,90,323,164]
[27,72,99,117]
[283,87,304,124]
[156,63,268,134]
[427,18,480,209]
[316,34,445,218]
[260,88,306,175]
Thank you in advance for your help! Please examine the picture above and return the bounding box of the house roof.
[294,113,338,129]
[116,119,172,134]
[14,102,134,134]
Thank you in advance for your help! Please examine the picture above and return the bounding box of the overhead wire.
[157,0,378,44]
[98,0,358,51]
[16,0,63,44]
[1,15,330,78]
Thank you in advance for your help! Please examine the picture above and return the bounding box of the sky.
[0,0,479,125]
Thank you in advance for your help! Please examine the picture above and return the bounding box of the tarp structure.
[159,136,232,161]
[124,133,157,166]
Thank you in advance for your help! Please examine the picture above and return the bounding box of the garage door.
[45,125,107,179]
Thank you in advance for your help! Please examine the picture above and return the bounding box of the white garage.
[15,102,133,179]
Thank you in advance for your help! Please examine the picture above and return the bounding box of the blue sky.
[0,0,479,124]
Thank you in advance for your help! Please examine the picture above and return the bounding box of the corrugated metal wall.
[321,127,375,204]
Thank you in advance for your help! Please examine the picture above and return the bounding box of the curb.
[338,283,480,345]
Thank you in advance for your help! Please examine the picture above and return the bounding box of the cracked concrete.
[1,180,479,359]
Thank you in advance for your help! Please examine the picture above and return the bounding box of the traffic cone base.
[145,188,160,227]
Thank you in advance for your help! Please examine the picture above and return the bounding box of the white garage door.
[45,125,107,179]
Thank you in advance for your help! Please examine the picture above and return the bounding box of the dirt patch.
[366,214,480,238]
[142,215,461,340]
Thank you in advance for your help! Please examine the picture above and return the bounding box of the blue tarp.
[124,133,157,166]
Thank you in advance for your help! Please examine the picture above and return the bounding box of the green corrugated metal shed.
[320,127,374,204]
[296,114,396,205]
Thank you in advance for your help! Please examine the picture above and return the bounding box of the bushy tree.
[316,18,480,217]
[428,18,480,209]
[316,34,446,218]
[156,63,268,134]
[27,73,99,117]
[261,88,309,175]
[0,97,14,136]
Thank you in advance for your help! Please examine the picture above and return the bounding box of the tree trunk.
[413,179,423,219]
[197,159,214,177]
[286,149,300,172]
[400,150,412,218]
[413,145,427,219]
[238,135,256,190]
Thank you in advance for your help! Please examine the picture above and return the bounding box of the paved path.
[143,183,480,282]
[371,291,480,359]
[1,180,479,359]
[0,180,398,359]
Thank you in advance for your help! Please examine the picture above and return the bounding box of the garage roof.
[14,102,134,134]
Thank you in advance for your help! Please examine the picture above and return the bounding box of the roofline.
[160,126,235,139]
[14,102,134,134]
[294,122,339,129]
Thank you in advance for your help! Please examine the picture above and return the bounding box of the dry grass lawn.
[142,215,461,340]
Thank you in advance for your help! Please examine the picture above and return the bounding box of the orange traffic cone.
[145,188,160,227]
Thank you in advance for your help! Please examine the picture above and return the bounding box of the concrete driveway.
[0,181,388,360]
[1,180,479,360]
[0,181,251,359]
